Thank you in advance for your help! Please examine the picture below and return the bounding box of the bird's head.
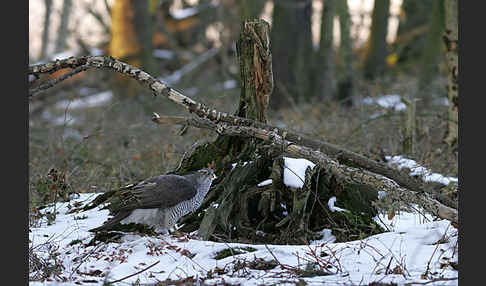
[197,168,217,181]
[191,168,217,193]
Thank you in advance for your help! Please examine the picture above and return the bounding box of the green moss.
[214,246,257,260]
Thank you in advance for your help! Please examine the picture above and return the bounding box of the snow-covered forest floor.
[29,156,458,286]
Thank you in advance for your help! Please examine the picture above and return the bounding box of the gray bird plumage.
[90,168,216,233]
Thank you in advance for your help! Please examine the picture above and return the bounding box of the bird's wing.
[116,174,197,211]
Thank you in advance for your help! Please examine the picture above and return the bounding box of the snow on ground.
[362,94,407,111]
[29,193,458,286]
[55,91,113,110]
[153,49,175,60]
[29,156,457,285]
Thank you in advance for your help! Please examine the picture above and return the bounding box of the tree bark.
[236,20,273,123]
[394,0,434,66]
[238,0,267,20]
[270,0,313,109]
[39,0,53,60]
[315,0,336,100]
[417,0,445,107]
[443,0,458,149]
[109,0,155,97]
[336,0,354,106]
[55,0,73,53]
[363,0,390,80]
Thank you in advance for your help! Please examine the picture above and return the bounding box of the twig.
[409,277,458,285]
[263,244,294,272]
[29,65,90,98]
[106,260,160,284]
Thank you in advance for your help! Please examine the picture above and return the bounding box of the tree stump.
[177,19,384,244]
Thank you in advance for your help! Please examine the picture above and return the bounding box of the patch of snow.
[29,74,37,83]
[257,179,273,187]
[385,155,458,186]
[231,161,250,170]
[255,230,265,236]
[55,91,113,110]
[362,94,407,111]
[434,96,450,106]
[170,7,199,19]
[214,79,238,90]
[159,48,219,85]
[50,50,76,61]
[312,228,336,244]
[327,196,349,213]
[378,190,387,200]
[90,48,104,56]
[283,157,316,188]
[41,110,77,126]
[78,87,99,96]
[153,49,175,60]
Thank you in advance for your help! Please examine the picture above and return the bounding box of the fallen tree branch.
[29,55,457,213]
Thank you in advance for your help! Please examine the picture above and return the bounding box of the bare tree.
[443,0,458,149]
[335,0,355,106]
[363,0,390,80]
[55,0,73,53]
[39,0,53,60]
[314,0,336,100]
[394,0,434,66]
[109,0,156,96]
[270,0,313,109]
[417,0,445,107]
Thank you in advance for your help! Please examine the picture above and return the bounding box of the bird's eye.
[199,170,208,175]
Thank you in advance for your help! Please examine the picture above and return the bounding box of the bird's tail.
[89,211,130,232]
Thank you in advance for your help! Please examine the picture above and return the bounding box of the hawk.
[90,168,217,233]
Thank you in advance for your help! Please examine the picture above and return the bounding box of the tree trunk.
[336,0,354,106]
[363,0,390,80]
[394,0,434,66]
[54,0,72,53]
[417,0,445,107]
[238,0,267,20]
[443,0,458,149]
[39,0,53,60]
[110,0,155,97]
[175,19,275,240]
[270,0,313,109]
[315,0,336,100]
